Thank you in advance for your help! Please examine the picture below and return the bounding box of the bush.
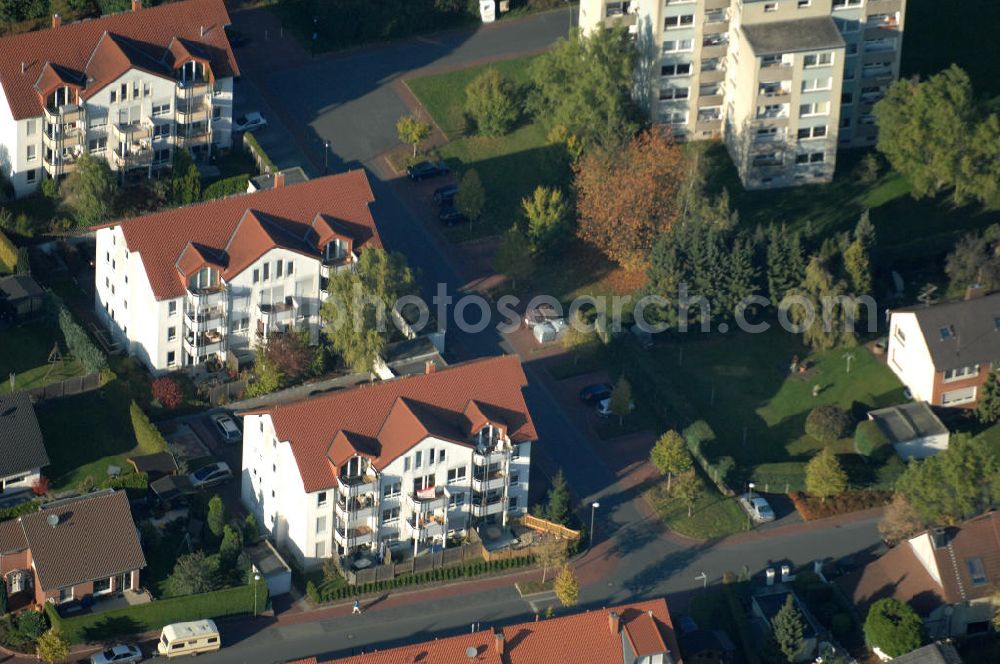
[0,499,39,520]
[31,476,50,496]
[805,405,853,443]
[202,175,250,201]
[855,420,891,459]
[306,581,319,603]
[464,68,519,137]
[863,598,924,657]
[151,377,184,410]
[789,490,892,520]
[129,401,168,454]
[16,610,47,639]
[683,420,735,493]
[244,132,277,174]
[0,229,18,273]
[47,293,107,373]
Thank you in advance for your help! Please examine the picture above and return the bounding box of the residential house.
[578,0,906,190]
[890,643,964,664]
[240,355,536,569]
[0,391,49,497]
[0,489,146,608]
[867,401,949,460]
[751,589,821,662]
[290,598,682,663]
[839,512,1000,638]
[886,292,1000,407]
[0,275,45,321]
[93,170,382,374]
[0,0,239,198]
[247,166,309,193]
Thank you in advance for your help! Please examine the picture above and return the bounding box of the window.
[761,54,785,68]
[153,124,170,139]
[842,92,854,105]
[143,82,150,97]
[413,475,435,492]
[252,269,260,284]
[799,101,830,117]
[88,136,108,154]
[110,90,117,103]
[168,301,177,316]
[415,451,422,468]
[152,103,170,116]
[383,481,401,498]
[428,448,435,465]
[167,351,176,367]
[894,326,906,344]
[662,39,693,53]
[659,86,689,101]
[662,109,688,125]
[382,507,400,523]
[966,558,988,586]
[664,14,694,29]
[941,386,976,405]
[447,466,467,484]
[764,2,778,12]
[940,326,954,340]
[287,261,294,276]
[509,471,520,485]
[314,541,326,558]
[802,77,832,92]
[833,0,862,7]
[448,493,465,508]
[26,145,36,161]
[797,0,811,6]
[661,63,692,77]
[154,148,170,164]
[511,444,520,459]
[835,17,859,33]
[404,456,411,471]
[262,263,269,281]
[845,43,858,55]
[94,577,113,594]
[212,106,222,120]
[132,81,139,99]
[25,169,36,183]
[317,491,327,507]
[316,516,327,533]
[944,365,978,382]
[167,326,176,341]
[797,126,827,139]
[809,152,825,163]
[803,52,834,67]
[508,496,519,511]
[120,83,127,100]
[26,119,36,135]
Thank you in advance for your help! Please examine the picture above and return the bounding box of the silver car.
[189,462,233,490]
[90,644,142,664]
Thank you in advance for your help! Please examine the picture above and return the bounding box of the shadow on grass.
[80,615,144,643]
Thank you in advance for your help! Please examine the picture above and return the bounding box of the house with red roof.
[288,598,683,663]
[0,0,239,198]
[239,355,536,568]
[93,170,382,373]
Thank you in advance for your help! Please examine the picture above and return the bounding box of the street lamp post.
[746,482,755,530]
[589,501,600,549]
[324,141,330,174]
[253,573,261,617]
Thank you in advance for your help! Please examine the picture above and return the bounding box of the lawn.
[406,55,573,242]
[0,321,88,395]
[35,380,161,490]
[645,476,747,540]
[640,327,906,491]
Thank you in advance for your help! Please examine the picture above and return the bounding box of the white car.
[90,644,142,664]
[741,494,776,522]
[189,462,233,490]
[233,111,267,132]
[212,413,241,444]
[597,397,635,417]
[523,302,562,329]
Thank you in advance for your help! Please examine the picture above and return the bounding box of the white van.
[157,620,221,657]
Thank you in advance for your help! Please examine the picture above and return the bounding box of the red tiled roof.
[247,355,536,493]
[310,599,682,664]
[930,511,1000,603]
[837,543,946,616]
[0,0,238,120]
[107,171,381,301]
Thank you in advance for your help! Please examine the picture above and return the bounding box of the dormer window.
[325,238,348,262]
[189,266,219,292]
[476,423,502,450]
[179,60,207,85]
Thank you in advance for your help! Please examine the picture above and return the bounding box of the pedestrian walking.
[352,600,362,615]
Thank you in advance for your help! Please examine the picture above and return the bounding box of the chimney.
[608,611,620,634]
[132,0,141,11]
[424,360,436,375]
[200,25,206,37]
[494,632,505,655]
[273,171,285,190]
[932,527,948,549]
[21,62,26,74]
[765,568,776,586]
[52,14,61,28]
[965,284,987,300]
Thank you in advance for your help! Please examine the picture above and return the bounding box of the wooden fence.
[345,540,486,586]
[27,372,102,401]
[516,514,581,540]
[203,379,248,406]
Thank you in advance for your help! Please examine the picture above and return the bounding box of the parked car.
[407,160,449,181]
[579,383,613,406]
[189,462,233,490]
[597,397,635,417]
[90,644,143,664]
[233,111,267,133]
[432,183,459,205]
[212,413,242,444]
[438,204,466,226]
[523,302,562,329]
[740,493,776,523]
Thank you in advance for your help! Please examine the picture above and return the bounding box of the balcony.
[110,143,153,169]
[704,0,730,9]
[407,487,448,512]
[258,300,295,323]
[758,65,793,83]
[42,124,83,150]
[186,287,225,309]
[861,65,894,80]
[405,513,445,538]
[699,94,724,107]
[753,131,786,145]
[183,330,224,355]
[864,39,896,53]
[696,119,723,134]
[184,306,225,329]
[111,121,152,142]
[177,99,211,123]
[751,156,784,168]
[42,151,79,176]
[176,124,211,148]
[178,77,210,94]
[699,69,725,84]
[471,469,506,492]
[334,525,374,547]
[756,106,789,120]
[470,499,506,519]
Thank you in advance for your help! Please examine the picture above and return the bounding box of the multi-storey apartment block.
[0,0,238,198]
[93,171,382,374]
[579,0,906,189]
[240,355,536,569]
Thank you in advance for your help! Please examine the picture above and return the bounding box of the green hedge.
[0,498,40,520]
[309,556,535,604]
[243,132,277,174]
[129,401,168,454]
[751,462,808,493]
[203,174,251,201]
[724,584,761,664]
[855,420,892,459]
[47,583,268,644]
[47,293,107,373]
[0,228,16,272]
[684,420,736,495]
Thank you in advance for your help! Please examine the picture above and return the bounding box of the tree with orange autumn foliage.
[573,128,687,270]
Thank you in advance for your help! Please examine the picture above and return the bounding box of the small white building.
[93,170,382,374]
[0,0,239,198]
[867,401,949,461]
[239,355,536,569]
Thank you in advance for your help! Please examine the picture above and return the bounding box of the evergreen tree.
[805,448,848,502]
[650,430,691,492]
[766,225,805,304]
[207,495,226,539]
[977,371,1000,423]
[772,595,806,663]
[844,211,876,295]
[545,469,571,525]
[523,186,571,256]
[171,149,201,205]
[863,598,924,657]
[786,256,858,350]
[0,576,6,613]
[722,237,760,316]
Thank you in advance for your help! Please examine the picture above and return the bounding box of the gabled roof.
[176,241,227,278]
[290,629,503,664]
[892,293,1000,372]
[0,390,49,478]
[0,274,44,302]
[18,489,146,591]
[868,401,949,446]
[244,355,536,493]
[34,61,84,96]
[80,31,173,100]
[326,430,380,468]
[0,518,27,555]
[0,0,238,120]
[102,171,381,301]
[890,643,964,664]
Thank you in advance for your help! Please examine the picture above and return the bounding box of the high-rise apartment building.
[579,0,906,189]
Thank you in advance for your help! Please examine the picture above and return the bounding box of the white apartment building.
[93,171,382,374]
[0,0,239,199]
[579,0,906,189]
[240,355,536,569]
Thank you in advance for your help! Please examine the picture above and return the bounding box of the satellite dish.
[47,513,59,528]
[466,646,478,658]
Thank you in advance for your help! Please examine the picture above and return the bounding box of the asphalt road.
[172,7,886,663]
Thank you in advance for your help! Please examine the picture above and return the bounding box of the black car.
[407,160,449,181]
[432,184,459,205]
[579,382,613,405]
[439,204,467,226]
